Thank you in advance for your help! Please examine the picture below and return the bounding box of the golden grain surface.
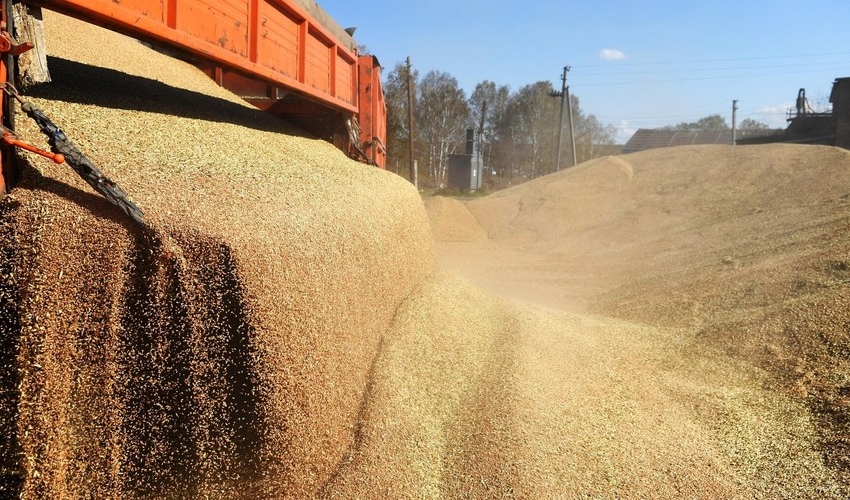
[425,146,850,498]
[2,10,433,499]
[1,9,849,500]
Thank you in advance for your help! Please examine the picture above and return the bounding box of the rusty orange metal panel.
[111,0,164,20]
[304,27,331,95]
[0,45,7,193]
[256,0,300,78]
[358,55,387,168]
[335,49,355,106]
[247,0,258,61]
[175,0,249,58]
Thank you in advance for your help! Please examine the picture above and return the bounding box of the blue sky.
[319,0,850,143]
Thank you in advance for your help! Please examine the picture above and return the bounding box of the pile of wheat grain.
[425,146,850,497]
[2,8,849,500]
[1,10,432,499]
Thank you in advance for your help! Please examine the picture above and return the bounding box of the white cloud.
[616,119,637,144]
[754,103,793,128]
[755,104,791,116]
[599,49,626,61]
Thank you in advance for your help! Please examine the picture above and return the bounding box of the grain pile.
[2,9,850,500]
[1,10,433,499]
[424,147,850,497]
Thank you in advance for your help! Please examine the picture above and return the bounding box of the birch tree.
[414,70,469,182]
[504,81,557,179]
[569,95,617,164]
[470,81,510,172]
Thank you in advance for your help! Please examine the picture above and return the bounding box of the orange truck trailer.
[0,0,387,194]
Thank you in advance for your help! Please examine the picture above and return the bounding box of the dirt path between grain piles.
[1,10,849,500]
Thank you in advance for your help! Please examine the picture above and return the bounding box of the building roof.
[622,128,783,154]
[830,76,850,104]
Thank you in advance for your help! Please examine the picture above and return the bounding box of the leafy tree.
[664,114,729,131]
[694,114,730,130]
[570,95,617,165]
[470,81,510,170]
[414,70,470,183]
[382,62,620,188]
[383,62,419,175]
[738,118,770,130]
[469,81,496,132]
[501,81,557,179]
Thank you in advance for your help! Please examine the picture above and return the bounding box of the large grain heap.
[2,9,849,500]
[427,147,850,497]
[0,10,433,499]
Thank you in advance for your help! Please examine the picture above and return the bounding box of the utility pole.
[478,100,487,159]
[551,67,568,172]
[550,66,577,171]
[406,56,417,188]
[732,99,738,146]
[566,74,577,167]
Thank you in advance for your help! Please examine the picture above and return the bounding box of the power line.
[573,64,850,87]
[596,101,731,120]
[579,51,850,68]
